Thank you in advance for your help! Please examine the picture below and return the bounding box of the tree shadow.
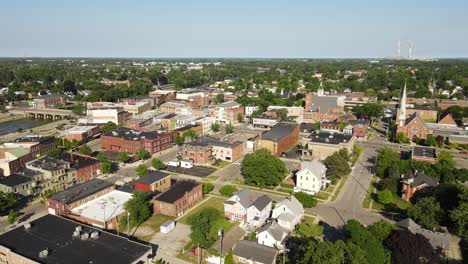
[320,221,346,242]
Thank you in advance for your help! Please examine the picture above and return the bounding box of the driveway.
[151,222,191,264]
[212,225,245,256]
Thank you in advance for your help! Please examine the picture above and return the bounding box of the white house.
[224,189,272,228]
[294,160,329,195]
[271,196,304,231]
[256,221,288,249]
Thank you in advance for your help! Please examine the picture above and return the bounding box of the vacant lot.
[165,165,216,177]
[178,196,227,225]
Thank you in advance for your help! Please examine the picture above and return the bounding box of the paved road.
[0,199,47,233]
[309,147,386,227]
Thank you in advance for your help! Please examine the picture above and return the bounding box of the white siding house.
[294,160,329,195]
[271,196,304,231]
[256,221,288,249]
[224,189,272,228]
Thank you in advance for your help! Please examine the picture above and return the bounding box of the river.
[0,118,50,135]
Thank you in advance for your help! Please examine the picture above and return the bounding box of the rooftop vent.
[73,230,81,238]
[39,249,49,258]
[81,233,90,240]
[90,231,100,239]
[24,223,31,230]
[75,226,82,232]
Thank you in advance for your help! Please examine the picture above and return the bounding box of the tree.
[0,192,16,213]
[117,151,130,163]
[224,249,234,264]
[124,191,152,228]
[345,220,390,264]
[408,197,444,230]
[241,150,287,186]
[203,183,214,194]
[225,123,234,134]
[367,220,395,241]
[385,229,441,264]
[188,207,228,248]
[237,113,244,123]
[293,192,318,208]
[136,148,150,160]
[100,121,118,133]
[183,129,198,141]
[151,158,165,170]
[8,210,18,224]
[426,134,437,146]
[438,150,455,167]
[335,241,367,264]
[337,148,350,162]
[276,108,288,121]
[219,185,238,196]
[136,164,149,177]
[78,144,93,156]
[324,152,351,179]
[174,135,185,146]
[376,148,399,178]
[214,93,224,104]
[377,189,394,205]
[101,161,112,174]
[449,188,468,237]
[46,148,62,158]
[395,132,410,144]
[354,103,384,121]
[210,122,220,132]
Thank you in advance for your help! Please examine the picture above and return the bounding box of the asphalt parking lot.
[165,165,216,177]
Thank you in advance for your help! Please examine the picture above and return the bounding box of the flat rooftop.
[27,156,69,171]
[307,132,353,145]
[136,170,170,185]
[49,179,114,205]
[412,146,437,159]
[61,125,98,134]
[0,214,150,264]
[70,190,132,222]
[261,123,298,142]
[103,127,166,141]
[155,181,200,204]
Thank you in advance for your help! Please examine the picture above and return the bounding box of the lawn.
[295,216,323,238]
[331,176,348,202]
[142,214,175,232]
[363,175,378,209]
[178,196,227,225]
[316,191,331,200]
[324,184,335,193]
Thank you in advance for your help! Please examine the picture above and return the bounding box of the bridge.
[9,108,74,120]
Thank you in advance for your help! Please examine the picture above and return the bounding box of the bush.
[241,150,287,186]
[293,192,318,208]
[377,189,394,205]
[203,183,214,194]
[219,185,238,196]
[280,183,295,189]
[151,158,166,170]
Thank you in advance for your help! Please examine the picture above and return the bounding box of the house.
[153,181,203,217]
[224,189,272,228]
[401,171,438,201]
[26,156,77,193]
[134,170,171,193]
[347,120,369,138]
[0,214,152,264]
[47,179,115,216]
[232,240,278,264]
[411,146,437,163]
[271,196,304,231]
[0,169,42,197]
[302,132,355,160]
[182,141,213,165]
[294,160,329,195]
[256,221,288,248]
[257,123,299,156]
[68,190,132,229]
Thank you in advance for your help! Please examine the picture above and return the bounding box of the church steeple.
[317,81,324,96]
[398,82,407,127]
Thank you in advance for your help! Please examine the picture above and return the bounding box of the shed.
[160,220,175,233]
[167,160,180,167]
[180,159,193,168]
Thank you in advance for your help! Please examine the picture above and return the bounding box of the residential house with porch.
[224,188,273,228]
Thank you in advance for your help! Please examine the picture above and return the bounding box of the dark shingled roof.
[307,132,353,145]
[261,123,297,142]
[103,127,167,141]
[155,180,201,203]
[252,195,272,211]
[405,112,428,129]
[403,171,438,188]
[48,179,114,205]
[136,170,170,185]
[0,214,150,264]
[233,240,278,264]
[0,174,32,187]
[412,146,437,159]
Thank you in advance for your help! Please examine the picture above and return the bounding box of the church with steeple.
[396,83,430,140]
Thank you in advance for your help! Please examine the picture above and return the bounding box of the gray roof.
[300,160,327,178]
[404,172,438,188]
[257,221,287,241]
[135,170,170,185]
[310,95,340,113]
[396,218,453,250]
[307,132,353,145]
[233,240,278,264]
[229,189,258,208]
[252,195,272,211]
[261,123,297,142]
[275,196,304,216]
[48,179,114,205]
[412,146,437,159]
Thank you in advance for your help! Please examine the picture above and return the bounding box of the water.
[0,118,50,135]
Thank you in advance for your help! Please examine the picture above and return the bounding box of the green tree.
[183,129,198,141]
[438,150,455,167]
[100,121,118,133]
[46,148,62,158]
[124,191,152,228]
[101,161,112,174]
[345,220,390,264]
[335,241,367,264]
[174,135,185,146]
[367,220,395,241]
[237,113,244,123]
[151,158,165,170]
[449,188,468,237]
[224,249,234,264]
[225,123,234,134]
[377,189,394,205]
[354,103,385,121]
[210,122,220,132]
[241,150,287,186]
[376,148,399,178]
[136,164,149,177]
[214,93,224,104]
[219,185,238,196]
[8,210,18,224]
[276,108,288,121]
[0,192,16,213]
[293,192,318,208]
[203,183,214,194]
[324,152,351,179]
[78,144,93,156]
[188,208,228,248]
[395,132,410,144]
[408,197,444,230]
[136,148,150,160]
[117,151,130,163]
[426,134,437,146]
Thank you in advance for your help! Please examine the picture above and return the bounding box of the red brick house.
[101,127,177,155]
[153,181,203,217]
[182,141,214,165]
[59,152,101,183]
[134,170,171,193]
[47,179,115,215]
[257,123,299,156]
[401,172,438,201]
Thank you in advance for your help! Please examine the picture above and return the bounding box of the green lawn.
[363,175,378,208]
[142,214,175,232]
[324,184,335,193]
[331,176,348,202]
[178,196,227,225]
[316,191,331,200]
[206,175,220,181]
[295,216,323,238]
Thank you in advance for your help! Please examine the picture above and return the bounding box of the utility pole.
[127,211,130,239]
[218,228,224,264]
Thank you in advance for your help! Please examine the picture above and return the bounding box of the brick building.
[33,94,66,108]
[101,127,176,155]
[47,179,115,216]
[60,125,100,142]
[182,141,214,165]
[401,171,438,201]
[153,181,203,217]
[411,146,437,164]
[257,123,299,156]
[134,170,171,193]
[59,152,101,183]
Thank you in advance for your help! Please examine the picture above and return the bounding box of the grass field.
[178,196,227,225]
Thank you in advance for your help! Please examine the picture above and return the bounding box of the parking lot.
[165,165,216,177]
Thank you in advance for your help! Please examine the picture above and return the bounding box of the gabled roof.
[135,170,170,185]
[405,112,428,129]
[229,188,258,208]
[403,171,438,188]
[257,221,287,241]
[233,240,278,264]
[437,113,457,126]
[299,160,326,178]
[252,195,272,211]
[275,196,304,216]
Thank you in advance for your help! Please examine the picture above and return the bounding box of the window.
[411,126,418,134]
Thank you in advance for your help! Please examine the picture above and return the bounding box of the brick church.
[396,84,430,140]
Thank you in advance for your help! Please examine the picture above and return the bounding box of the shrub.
[293,192,318,208]
[203,183,214,194]
[219,185,238,196]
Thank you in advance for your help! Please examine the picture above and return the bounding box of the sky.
[1,0,467,58]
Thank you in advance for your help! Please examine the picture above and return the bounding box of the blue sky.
[1,0,467,58]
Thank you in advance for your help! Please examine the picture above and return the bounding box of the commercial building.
[26,156,77,193]
[253,114,279,128]
[101,127,176,155]
[0,169,42,197]
[153,180,203,217]
[119,101,152,115]
[58,152,101,183]
[1,135,55,158]
[134,170,171,193]
[0,214,152,264]
[216,101,244,124]
[411,146,437,163]
[69,190,132,229]
[80,107,129,125]
[32,94,66,108]
[47,179,115,216]
[302,132,355,160]
[60,125,100,142]
[182,141,214,165]
[257,123,299,156]
[194,116,217,135]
